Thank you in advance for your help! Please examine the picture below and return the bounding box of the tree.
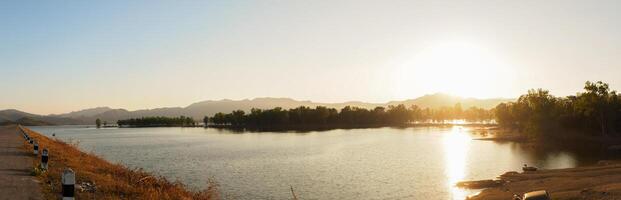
[96,118,102,128]
[387,104,410,124]
[518,89,559,135]
[117,116,196,127]
[494,103,513,127]
[576,81,618,136]
[494,81,621,138]
[203,116,209,126]
[231,110,245,125]
[453,103,463,119]
[208,103,494,128]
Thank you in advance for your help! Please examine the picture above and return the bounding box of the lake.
[28,126,602,200]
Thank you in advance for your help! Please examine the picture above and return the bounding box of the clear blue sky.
[2,0,621,114]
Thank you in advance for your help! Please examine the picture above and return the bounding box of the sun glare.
[443,126,472,200]
[393,40,516,99]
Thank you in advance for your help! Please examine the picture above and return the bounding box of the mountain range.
[0,93,512,125]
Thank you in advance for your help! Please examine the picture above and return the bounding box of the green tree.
[576,81,618,136]
[494,81,621,138]
[203,116,209,126]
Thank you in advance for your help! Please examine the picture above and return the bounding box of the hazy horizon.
[3,1,621,114]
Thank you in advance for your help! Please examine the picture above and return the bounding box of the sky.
[2,0,621,115]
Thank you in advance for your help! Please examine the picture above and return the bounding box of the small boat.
[522,164,538,172]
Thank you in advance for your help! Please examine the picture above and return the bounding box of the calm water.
[29,126,600,200]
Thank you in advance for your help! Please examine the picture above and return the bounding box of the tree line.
[116,81,620,136]
[204,104,494,127]
[494,81,621,137]
[117,116,196,127]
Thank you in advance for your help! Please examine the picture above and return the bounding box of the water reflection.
[443,126,471,200]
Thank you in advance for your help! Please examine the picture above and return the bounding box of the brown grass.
[18,126,219,200]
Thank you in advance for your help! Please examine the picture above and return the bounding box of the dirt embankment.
[19,125,218,200]
[465,161,621,200]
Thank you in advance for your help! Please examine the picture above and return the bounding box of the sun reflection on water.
[443,126,472,200]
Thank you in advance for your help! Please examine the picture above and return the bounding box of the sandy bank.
[465,161,621,200]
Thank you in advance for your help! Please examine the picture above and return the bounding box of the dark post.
[33,141,39,155]
[41,148,49,170]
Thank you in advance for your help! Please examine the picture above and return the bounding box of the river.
[28,126,600,200]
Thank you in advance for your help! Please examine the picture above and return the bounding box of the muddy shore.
[464,161,621,200]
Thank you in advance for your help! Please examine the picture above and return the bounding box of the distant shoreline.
[118,125,203,128]
[206,123,496,132]
[65,123,498,131]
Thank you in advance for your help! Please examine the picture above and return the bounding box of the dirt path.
[0,125,42,200]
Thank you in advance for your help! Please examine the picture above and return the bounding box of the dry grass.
[19,126,219,200]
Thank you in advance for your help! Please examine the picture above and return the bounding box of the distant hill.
[0,109,39,121]
[52,107,113,118]
[0,109,82,125]
[2,93,513,125]
[66,93,512,124]
[71,107,187,125]
[13,117,56,126]
[182,97,382,120]
[387,93,511,109]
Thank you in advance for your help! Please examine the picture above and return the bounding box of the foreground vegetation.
[117,116,196,127]
[20,126,217,199]
[205,104,493,127]
[495,81,621,138]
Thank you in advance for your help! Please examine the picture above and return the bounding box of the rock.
[79,181,97,193]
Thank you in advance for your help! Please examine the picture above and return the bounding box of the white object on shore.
[62,168,76,200]
[523,190,551,200]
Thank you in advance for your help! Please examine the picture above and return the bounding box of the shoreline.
[462,161,621,199]
[206,123,496,132]
[18,125,218,199]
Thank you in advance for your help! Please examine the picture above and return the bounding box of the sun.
[392,40,516,99]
